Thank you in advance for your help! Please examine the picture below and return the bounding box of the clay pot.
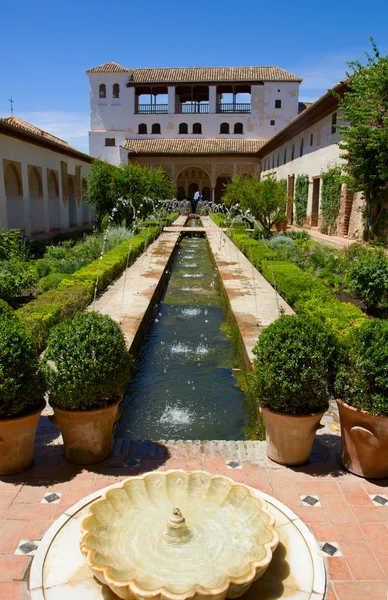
[337,400,388,479]
[49,398,123,465]
[260,406,325,466]
[0,404,44,475]
[280,221,288,232]
[274,222,282,232]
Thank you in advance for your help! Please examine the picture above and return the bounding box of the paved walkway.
[288,226,352,250]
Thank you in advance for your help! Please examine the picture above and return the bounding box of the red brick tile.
[13,485,46,504]
[360,523,388,556]
[326,583,337,600]
[351,505,388,523]
[311,522,363,542]
[54,492,93,516]
[0,521,27,554]
[328,557,353,581]
[377,556,388,577]
[0,581,26,600]
[23,520,53,541]
[338,481,373,505]
[296,480,341,496]
[5,502,57,521]
[334,581,388,600]
[291,505,328,523]
[49,479,93,495]
[92,478,122,493]
[319,495,356,523]
[360,479,388,495]
[0,555,30,581]
[201,458,225,471]
[222,469,245,483]
[340,541,385,580]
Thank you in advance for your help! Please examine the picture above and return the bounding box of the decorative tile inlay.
[301,495,321,507]
[320,542,341,557]
[42,492,62,504]
[124,458,141,467]
[16,540,38,556]
[226,460,242,469]
[370,494,388,506]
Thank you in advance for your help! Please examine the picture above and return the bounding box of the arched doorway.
[188,182,199,200]
[29,166,45,233]
[68,177,77,227]
[4,162,24,230]
[176,167,211,201]
[48,170,60,230]
[215,175,231,204]
[177,186,185,200]
[202,186,210,201]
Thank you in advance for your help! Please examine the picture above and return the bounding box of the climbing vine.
[278,179,287,195]
[320,167,342,235]
[294,174,309,225]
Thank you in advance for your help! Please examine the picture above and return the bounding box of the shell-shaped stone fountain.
[80,470,279,600]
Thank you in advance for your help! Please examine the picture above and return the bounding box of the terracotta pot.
[274,222,282,232]
[280,221,288,232]
[49,398,123,465]
[0,404,44,475]
[337,400,388,479]
[260,406,325,466]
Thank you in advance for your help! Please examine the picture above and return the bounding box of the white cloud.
[291,52,351,102]
[18,111,89,153]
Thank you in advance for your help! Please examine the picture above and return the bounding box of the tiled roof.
[86,64,302,83]
[298,101,314,114]
[123,138,265,155]
[0,116,92,162]
[86,61,131,73]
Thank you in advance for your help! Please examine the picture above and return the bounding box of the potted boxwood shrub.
[335,319,388,479]
[274,213,288,232]
[250,314,337,465]
[0,318,45,474]
[43,311,132,465]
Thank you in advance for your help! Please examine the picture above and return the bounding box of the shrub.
[43,312,132,411]
[0,258,37,302]
[0,300,15,319]
[335,319,388,416]
[266,236,295,249]
[347,251,388,311]
[0,228,29,260]
[250,315,338,415]
[0,318,45,419]
[38,273,73,292]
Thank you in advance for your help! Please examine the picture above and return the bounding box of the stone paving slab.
[288,226,352,250]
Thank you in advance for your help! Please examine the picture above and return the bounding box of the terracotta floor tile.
[360,479,388,494]
[338,481,374,505]
[291,505,329,524]
[340,541,385,580]
[360,523,388,557]
[5,502,57,521]
[23,519,53,541]
[326,583,337,599]
[334,581,388,599]
[351,505,388,523]
[49,479,93,495]
[296,480,341,496]
[319,495,356,523]
[201,458,226,471]
[0,581,26,600]
[221,469,245,483]
[0,555,30,581]
[328,557,353,581]
[377,556,388,578]
[13,485,47,504]
[0,520,27,554]
[311,522,363,542]
[54,492,94,516]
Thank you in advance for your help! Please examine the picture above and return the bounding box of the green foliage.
[333,40,388,239]
[320,167,342,234]
[335,319,388,416]
[250,315,338,415]
[223,175,288,238]
[0,259,37,302]
[43,312,132,411]
[347,250,388,310]
[85,159,176,221]
[0,228,29,261]
[0,300,15,319]
[294,174,309,225]
[229,232,276,269]
[38,272,73,292]
[0,318,45,419]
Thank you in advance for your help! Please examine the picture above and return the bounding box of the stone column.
[209,86,217,114]
[168,87,175,114]
[128,87,135,115]
[75,166,82,225]
[0,160,8,231]
[21,163,31,236]
[42,168,50,233]
[59,161,69,230]
[211,185,215,203]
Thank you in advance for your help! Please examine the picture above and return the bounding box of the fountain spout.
[164,508,192,543]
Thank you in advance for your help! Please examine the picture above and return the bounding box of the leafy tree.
[333,39,388,240]
[223,175,288,238]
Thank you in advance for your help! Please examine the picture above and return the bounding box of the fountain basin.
[80,470,279,600]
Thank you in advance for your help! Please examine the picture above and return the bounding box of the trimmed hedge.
[16,216,176,350]
[229,232,276,270]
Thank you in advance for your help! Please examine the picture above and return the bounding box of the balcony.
[217,103,251,114]
[136,104,168,115]
[176,102,209,114]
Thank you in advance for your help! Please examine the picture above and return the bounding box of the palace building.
[86,62,302,202]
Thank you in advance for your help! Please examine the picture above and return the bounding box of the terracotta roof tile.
[123,138,265,155]
[86,64,302,83]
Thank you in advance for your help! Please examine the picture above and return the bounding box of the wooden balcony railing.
[176,103,210,114]
[136,104,168,114]
[217,103,251,114]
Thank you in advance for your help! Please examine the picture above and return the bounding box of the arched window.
[192,122,202,134]
[112,83,120,99]
[179,123,188,134]
[138,123,147,134]
[152,123,161,134]
[234,122,243,134]
[99,84,106,99]
[220,122,229,134]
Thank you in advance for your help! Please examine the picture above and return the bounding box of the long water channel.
[116,225,248,440]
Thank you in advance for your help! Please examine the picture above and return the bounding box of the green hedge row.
[16,216,176,350]
[228,231,366,340]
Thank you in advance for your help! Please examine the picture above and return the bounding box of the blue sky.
[1,0,387,153]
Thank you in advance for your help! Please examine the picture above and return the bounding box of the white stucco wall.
[0,133,94,235]
[260,111,342,220]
